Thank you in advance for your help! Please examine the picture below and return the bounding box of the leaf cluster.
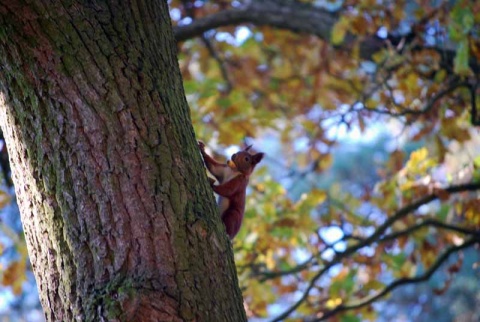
[173,0,480,320]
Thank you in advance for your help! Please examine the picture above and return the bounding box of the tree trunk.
[0,1,246,321]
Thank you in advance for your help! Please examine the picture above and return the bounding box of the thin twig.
[201,35,233,93]
[268,181,480,322]
[312,237,479,321]
[363,80,470,117]
[468,81,479,125]
[379,218,479,243]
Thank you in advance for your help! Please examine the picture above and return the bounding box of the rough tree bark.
[0,1,246,321]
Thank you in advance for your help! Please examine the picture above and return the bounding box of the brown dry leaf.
[2,260,27,295]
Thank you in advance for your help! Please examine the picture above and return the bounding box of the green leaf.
[454,39,470,75]
[217,97,231,109]
[330,269,356,296]
[448,5,474,43]
[474,156,480,181]
[344,271,356,293]
[436,205,450,221]
[341,314,361,322]
[391,253,406,269]
[474,155,480,168]
[183,80,198,93]
[451,6,474,32]
[198,79,218,98]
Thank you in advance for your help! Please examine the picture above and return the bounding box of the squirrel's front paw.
[198,140,206,151]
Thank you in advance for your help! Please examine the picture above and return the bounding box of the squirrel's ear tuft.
[253,152,264,165]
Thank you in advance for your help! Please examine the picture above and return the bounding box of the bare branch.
[178,0,233,92]
[174,0,335,42]
[201,35,233,92]
[341,182,480,257]
[468,81,479,125]
[268,181,480,322]
[173,1,480,73]
[312,237,480,321]
[379,218,480,243]
[361,80,471,117]
[254,256,316,282]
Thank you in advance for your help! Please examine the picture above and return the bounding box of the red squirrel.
[198,141,264,239]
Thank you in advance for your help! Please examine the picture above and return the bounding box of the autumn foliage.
[172,0,480,321]
[0,0,479,320]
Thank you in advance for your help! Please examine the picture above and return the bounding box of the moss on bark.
[0,1,246,321]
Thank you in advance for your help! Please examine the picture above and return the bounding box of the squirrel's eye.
[245,157,250,162]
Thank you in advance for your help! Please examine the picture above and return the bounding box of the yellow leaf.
[325,297,342,309]
[2,260,27,295]
[407,147,428,166]
[434,69,447,83]
[399,261,416,278]
[318,153,333,171]
[331,16,349,45]
[364,280,385,291]
[466,208,480,225]
[332,267,349,281]
[0,189,10,209]
[310,189,327,205]
[256,183,266,192]
[265,249,276,270]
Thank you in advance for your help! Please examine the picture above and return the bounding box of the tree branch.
[174,0,335,42]
[379,218,480,243]
[173,0,480,73]
[254,255,316,282]
[201,35,233,92]
[361,80,474,120]
[312,236,480,321]
[268,181,480,322]
[352,182,480,253]
[468,81,479,125]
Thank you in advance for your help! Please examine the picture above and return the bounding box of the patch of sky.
[319,226,345,251]
[306,104,322,120]
[324,115,385,143]
[224,145,240,157]
[215,31,235,44]
[212,26,251,46]
[314,0,343,11]
[425,22,444,46]
[236,27,251,44]
[418,200,440,215]
[360,61,377,74]
[292,248,311,263]
[178,16,192,26]
[293,136,310,153]
[377,26,388,39]
[170,8,181,21]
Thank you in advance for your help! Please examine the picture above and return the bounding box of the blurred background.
[1,0,479,321]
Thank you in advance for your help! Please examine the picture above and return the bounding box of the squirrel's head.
[227,145,264,175]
